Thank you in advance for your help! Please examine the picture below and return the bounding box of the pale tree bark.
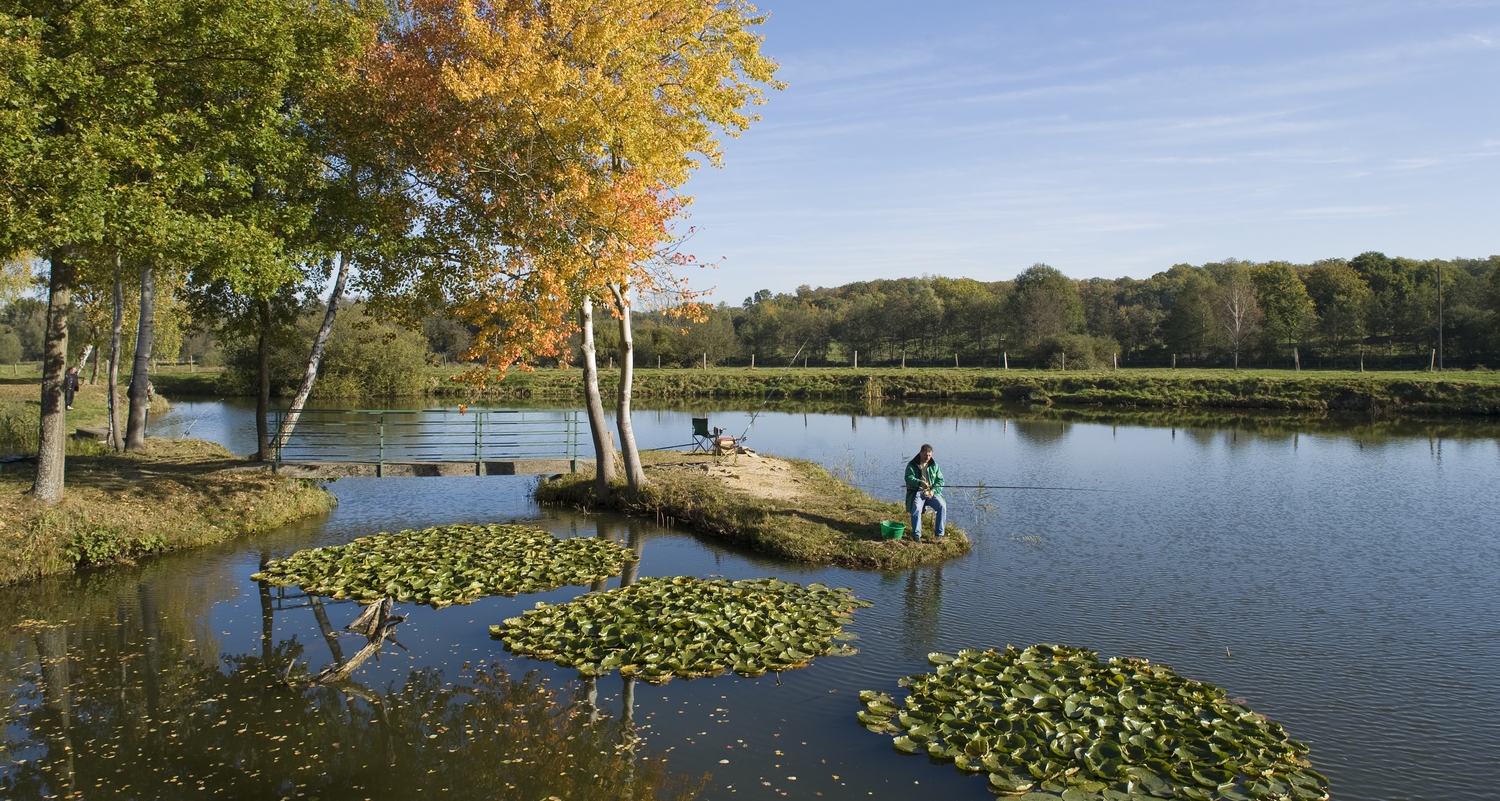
[255,299,271,460]
[579,296,617,502]
[107,257,124,451]
[609,283,647,494]
[124,259,155,451]
[31,252,74,504]
[271,253,349,454]
[1216,278,1260,372]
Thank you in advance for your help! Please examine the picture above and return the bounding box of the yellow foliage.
[364,0,780,380]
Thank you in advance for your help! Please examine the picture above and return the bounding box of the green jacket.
[904,460,944,514]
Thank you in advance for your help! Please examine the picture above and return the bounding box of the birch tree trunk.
[255,299,271,460]
[579,296,617,502]
[124,259,155,451]
[107,257,123,451]
[78,344,94,382]
[609,284,647,494]
[271,253,349,453]
[31,252,74,505]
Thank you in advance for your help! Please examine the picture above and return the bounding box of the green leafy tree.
[0,325,20,370]
[1252,262,1316,362]
[0,0,371,499]
[1008,264,1084,352]
[1161,266,1218,361]
[1301,260,1371,358]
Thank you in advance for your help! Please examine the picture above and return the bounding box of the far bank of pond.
[536,451,969,570]
[147,365,1500,416]
[448,367,1500,416]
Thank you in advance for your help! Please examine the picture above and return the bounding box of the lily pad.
[493,576,871,684]
[251,523,634,608]
[858,644,1330,800]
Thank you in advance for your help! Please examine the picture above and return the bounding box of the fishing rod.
[729,345,804,444]
[926,484,1125,493]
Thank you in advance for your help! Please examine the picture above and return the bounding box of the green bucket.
[879,520,906,540]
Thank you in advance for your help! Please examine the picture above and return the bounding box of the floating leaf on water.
[858,644,1330,800]
[251,523,634,608]
[493,576,870,684]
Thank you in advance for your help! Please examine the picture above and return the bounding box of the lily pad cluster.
[492,576,870,684]
[858,644,1329,801]
[251,524,635,608]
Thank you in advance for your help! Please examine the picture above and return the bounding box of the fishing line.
[732,344,809,442]
[918,484,1125,493]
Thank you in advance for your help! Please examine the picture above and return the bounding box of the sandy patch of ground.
[650,452,811,503]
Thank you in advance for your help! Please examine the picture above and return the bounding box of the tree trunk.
[124,259,155,451]
[79,344,95,383]
[610,284,647,494]
[255,298,271,460]
[271,253,348,452]
[579,296,616,502]
[31,252,74,505]
[107,257,124,451]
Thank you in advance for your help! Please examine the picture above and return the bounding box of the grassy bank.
[430,366,1500,416]
[536,450,969,570]
[0,438,335,585]
[1,367,183,454]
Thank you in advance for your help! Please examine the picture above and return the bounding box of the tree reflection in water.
[4,595,702,800]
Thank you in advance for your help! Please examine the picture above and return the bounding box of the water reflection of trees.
[538,396,1500,443]
[4,560,699,800]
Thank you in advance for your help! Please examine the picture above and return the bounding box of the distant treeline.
[611,253,1500,371]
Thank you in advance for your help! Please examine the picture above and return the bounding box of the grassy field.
[427,365,1500,416]
[536,450,969,570]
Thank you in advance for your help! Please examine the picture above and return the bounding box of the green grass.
[536,451,969,570]
[0,438,335,585]
[1,369,177,455]
[427,366,1500,416]
[0,369,330,585]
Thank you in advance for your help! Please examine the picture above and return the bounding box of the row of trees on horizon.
[9,247,1497,396]
[620,253,1500,371]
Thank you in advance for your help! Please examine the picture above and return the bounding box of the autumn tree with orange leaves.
[358,0,781,499]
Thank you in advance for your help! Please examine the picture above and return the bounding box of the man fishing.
[904,444,946,541]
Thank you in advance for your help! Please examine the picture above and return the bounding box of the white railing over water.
[268,409,583,475]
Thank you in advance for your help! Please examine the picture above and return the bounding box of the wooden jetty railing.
[268,408,586,478]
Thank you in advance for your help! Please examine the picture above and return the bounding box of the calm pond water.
[4,399,1499,799]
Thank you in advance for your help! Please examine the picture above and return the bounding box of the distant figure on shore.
[904,443,946,541]
[63,367,80,410]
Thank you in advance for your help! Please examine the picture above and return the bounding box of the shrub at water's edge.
[535,451,970,570]
[0,439,334,585]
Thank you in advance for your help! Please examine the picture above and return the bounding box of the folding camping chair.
[691,416,744,460]
[690,418,714,453]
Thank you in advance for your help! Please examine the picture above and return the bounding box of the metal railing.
[269,408,582,475]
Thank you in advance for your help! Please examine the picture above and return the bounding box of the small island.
[535,450,969,570]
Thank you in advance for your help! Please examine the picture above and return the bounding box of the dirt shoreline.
[536,450,969,570]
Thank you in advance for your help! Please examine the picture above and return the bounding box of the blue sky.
[676,1,1500,304]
